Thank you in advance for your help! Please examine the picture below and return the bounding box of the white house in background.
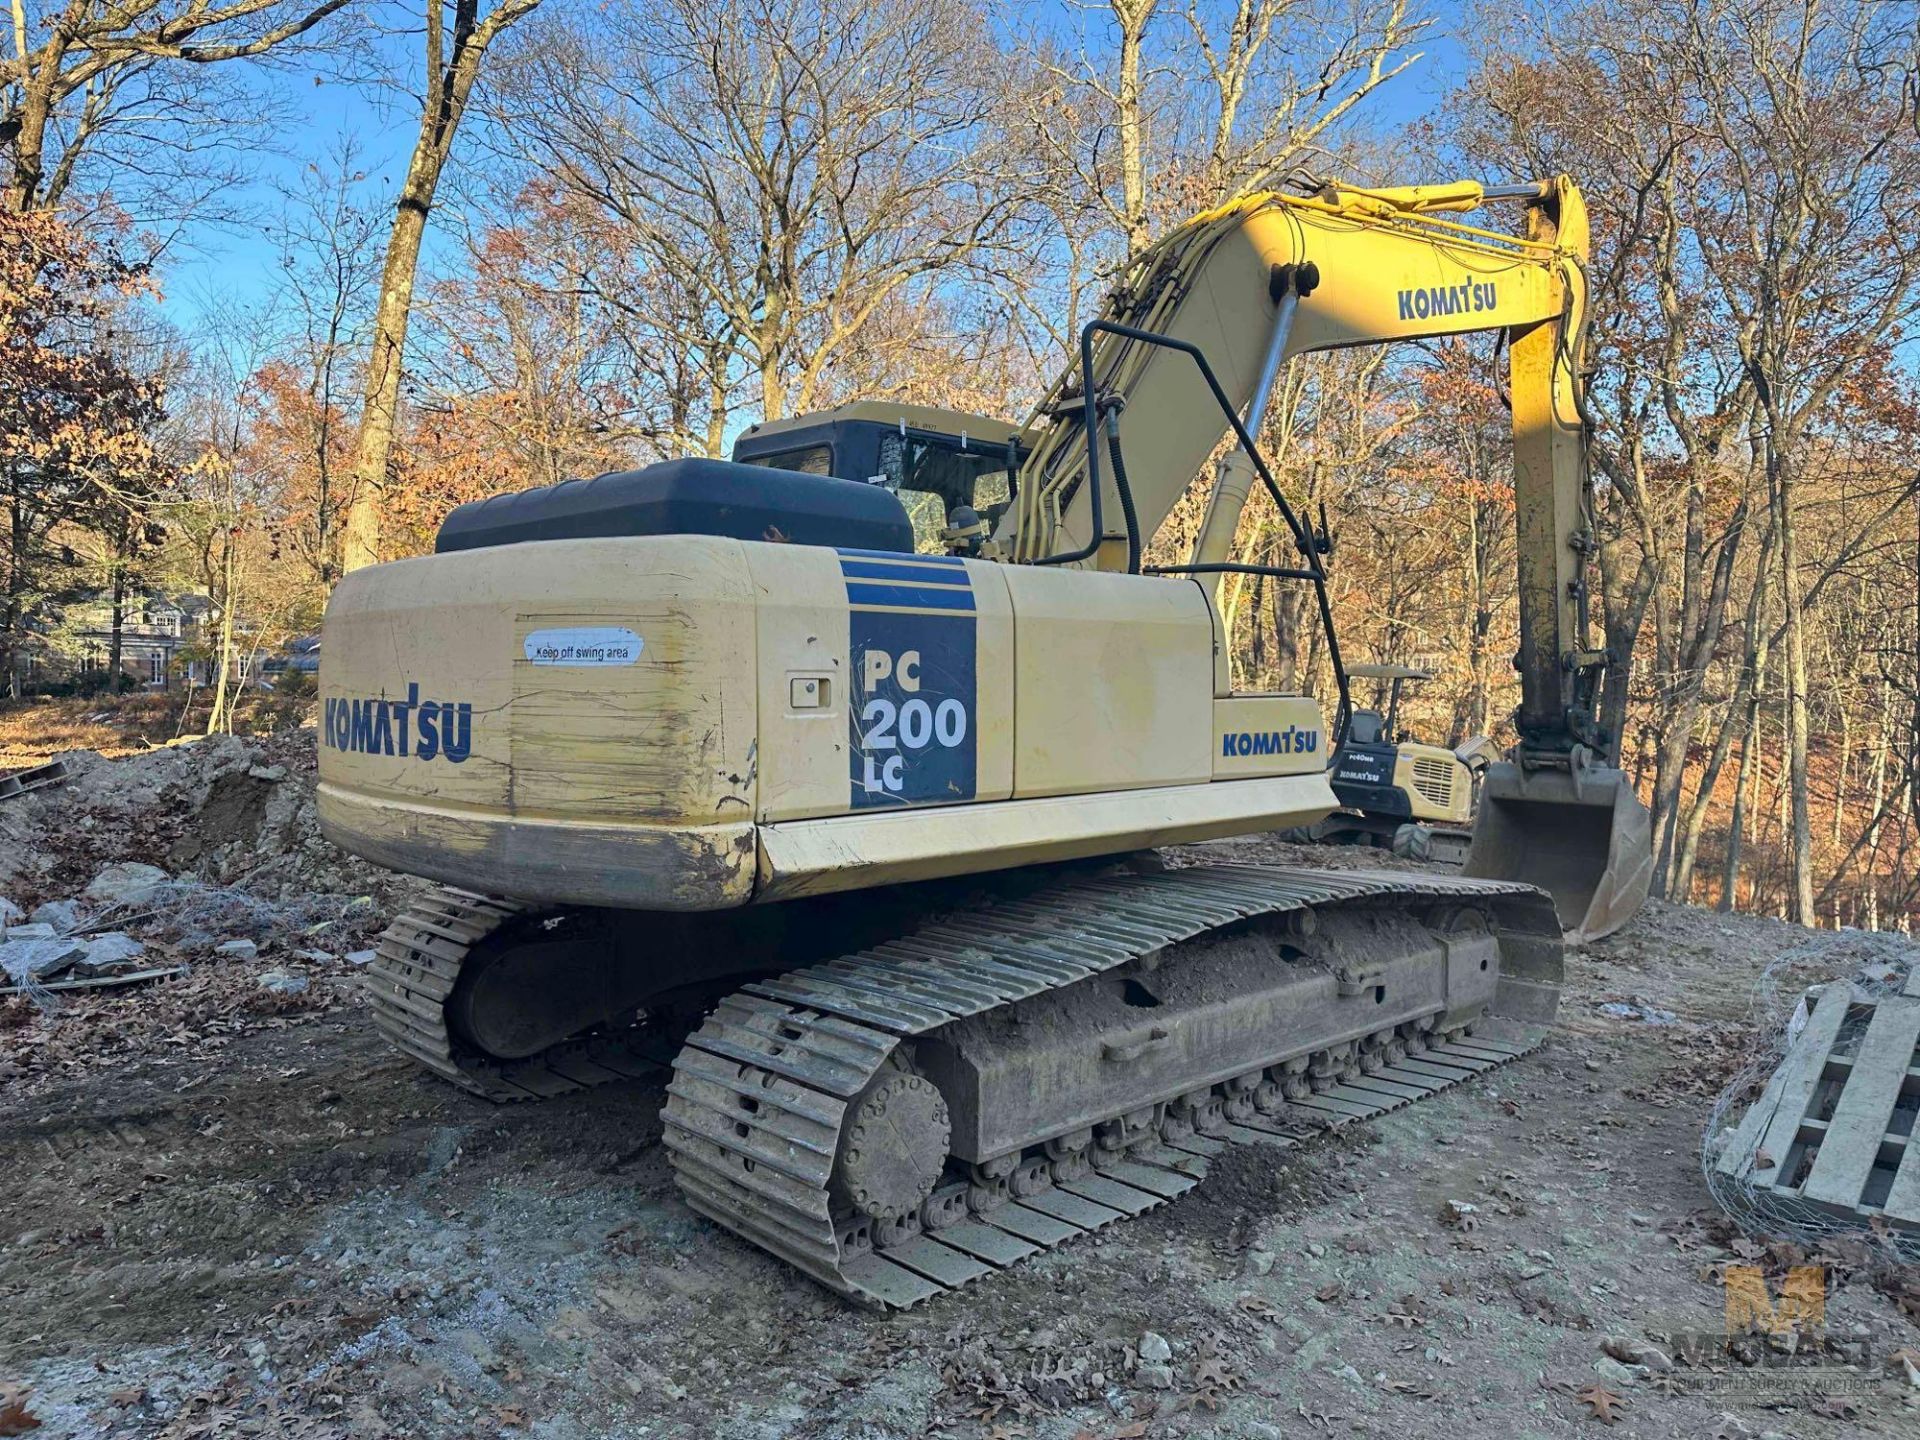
[64,595,194,689]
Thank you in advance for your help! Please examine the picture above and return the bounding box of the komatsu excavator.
[319,175,1653,1307]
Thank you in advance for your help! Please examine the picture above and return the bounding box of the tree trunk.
[1112,0,1156,257]
[2,475,23,699]
[1721,720,1756,912]
[206,536,237,735]
[108,555,125,687]
[4,76,54,213]
[1867,694,1890,930]
[341,165,433,573]
[341,0,542,574]
[1673,697,1742,903]
[1779,474,1815,925]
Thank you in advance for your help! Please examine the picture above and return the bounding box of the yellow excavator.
[318,175,1652,1307]
[1306,662,1498,864]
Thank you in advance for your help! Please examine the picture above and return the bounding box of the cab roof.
[738,401,1032,448]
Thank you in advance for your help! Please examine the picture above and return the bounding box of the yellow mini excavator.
[319,175,1653,1307]
[1306,663,1498,864]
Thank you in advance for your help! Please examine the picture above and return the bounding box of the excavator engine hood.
[1463,757,1653,943]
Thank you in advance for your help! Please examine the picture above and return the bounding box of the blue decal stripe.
[844,583,977,612]
[839,559,973,587]
[835,546,965,567]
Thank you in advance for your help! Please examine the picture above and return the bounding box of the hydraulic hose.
[1104,405,1142,575]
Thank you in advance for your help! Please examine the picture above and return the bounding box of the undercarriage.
[365,861,1561,1306]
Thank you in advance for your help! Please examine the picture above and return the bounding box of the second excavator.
[318,174,1653,1306]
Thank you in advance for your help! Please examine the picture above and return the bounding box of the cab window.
[754,444,833,476]
[878,432,1017,553]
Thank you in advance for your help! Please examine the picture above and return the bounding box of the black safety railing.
[1031,317,1351,745]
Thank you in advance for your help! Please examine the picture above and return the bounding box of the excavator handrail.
[1055,316,1353,745]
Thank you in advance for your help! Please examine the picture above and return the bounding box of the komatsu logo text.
[1397,281,1497,321]
[1223,726,1318,757]
[324,684,472,763]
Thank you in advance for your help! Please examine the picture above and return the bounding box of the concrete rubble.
[83,861,171,909]
[0,731,426,1011]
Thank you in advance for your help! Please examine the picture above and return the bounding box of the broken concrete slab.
[28,899,81,933]
[215,939,260,959]
[83,862,171,908]
[1,936,90,982]
[79,934,145,971]
[256,970,308,995]
[3,922,57,941]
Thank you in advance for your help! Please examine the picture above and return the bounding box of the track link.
[663,865,1557,1308]
[365,886,662,1101]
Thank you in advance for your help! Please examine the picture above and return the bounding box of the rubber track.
[364,886,662,1101]
[662,865,1555,1308]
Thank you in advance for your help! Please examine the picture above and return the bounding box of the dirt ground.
[3,729,1919,1439]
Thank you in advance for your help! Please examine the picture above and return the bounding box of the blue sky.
[156,1,1475,327]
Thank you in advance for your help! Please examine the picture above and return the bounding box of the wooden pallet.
[1715,971,1920,1232]
[0,758,69,801]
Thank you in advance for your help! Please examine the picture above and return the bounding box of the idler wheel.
[831,1070,950,1221]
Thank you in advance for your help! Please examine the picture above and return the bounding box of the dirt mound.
[0,724,418,911]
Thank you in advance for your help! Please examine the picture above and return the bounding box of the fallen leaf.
[1315,1282,1344,1303]
[1808,1395,1858,1420]
[0,1397,40,1436]
[1575,1385,1625,1424]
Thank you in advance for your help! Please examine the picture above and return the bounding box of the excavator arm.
[998,177,1651,938]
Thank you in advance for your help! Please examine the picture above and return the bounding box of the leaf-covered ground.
[2,738,1918,1438]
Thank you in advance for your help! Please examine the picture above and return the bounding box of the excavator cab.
[733,402,1029,555]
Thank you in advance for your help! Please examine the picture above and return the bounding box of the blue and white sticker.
[839,550,977,808]
[522,626,644,666]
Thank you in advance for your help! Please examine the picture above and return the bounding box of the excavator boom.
[997,177,1652,940]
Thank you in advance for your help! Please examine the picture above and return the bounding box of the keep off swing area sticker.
[523,626,645,666]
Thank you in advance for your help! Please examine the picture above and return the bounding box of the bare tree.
[2,0,352,214]
[339,0,541,573]
[492,0,1037,432]
[1464,0,1920,921]
[1032,0,1425,266]
[264,138,385,586]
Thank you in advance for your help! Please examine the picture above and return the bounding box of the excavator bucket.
[1464,760,1653,942]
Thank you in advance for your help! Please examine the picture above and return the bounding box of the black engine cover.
[433,456,914,556]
